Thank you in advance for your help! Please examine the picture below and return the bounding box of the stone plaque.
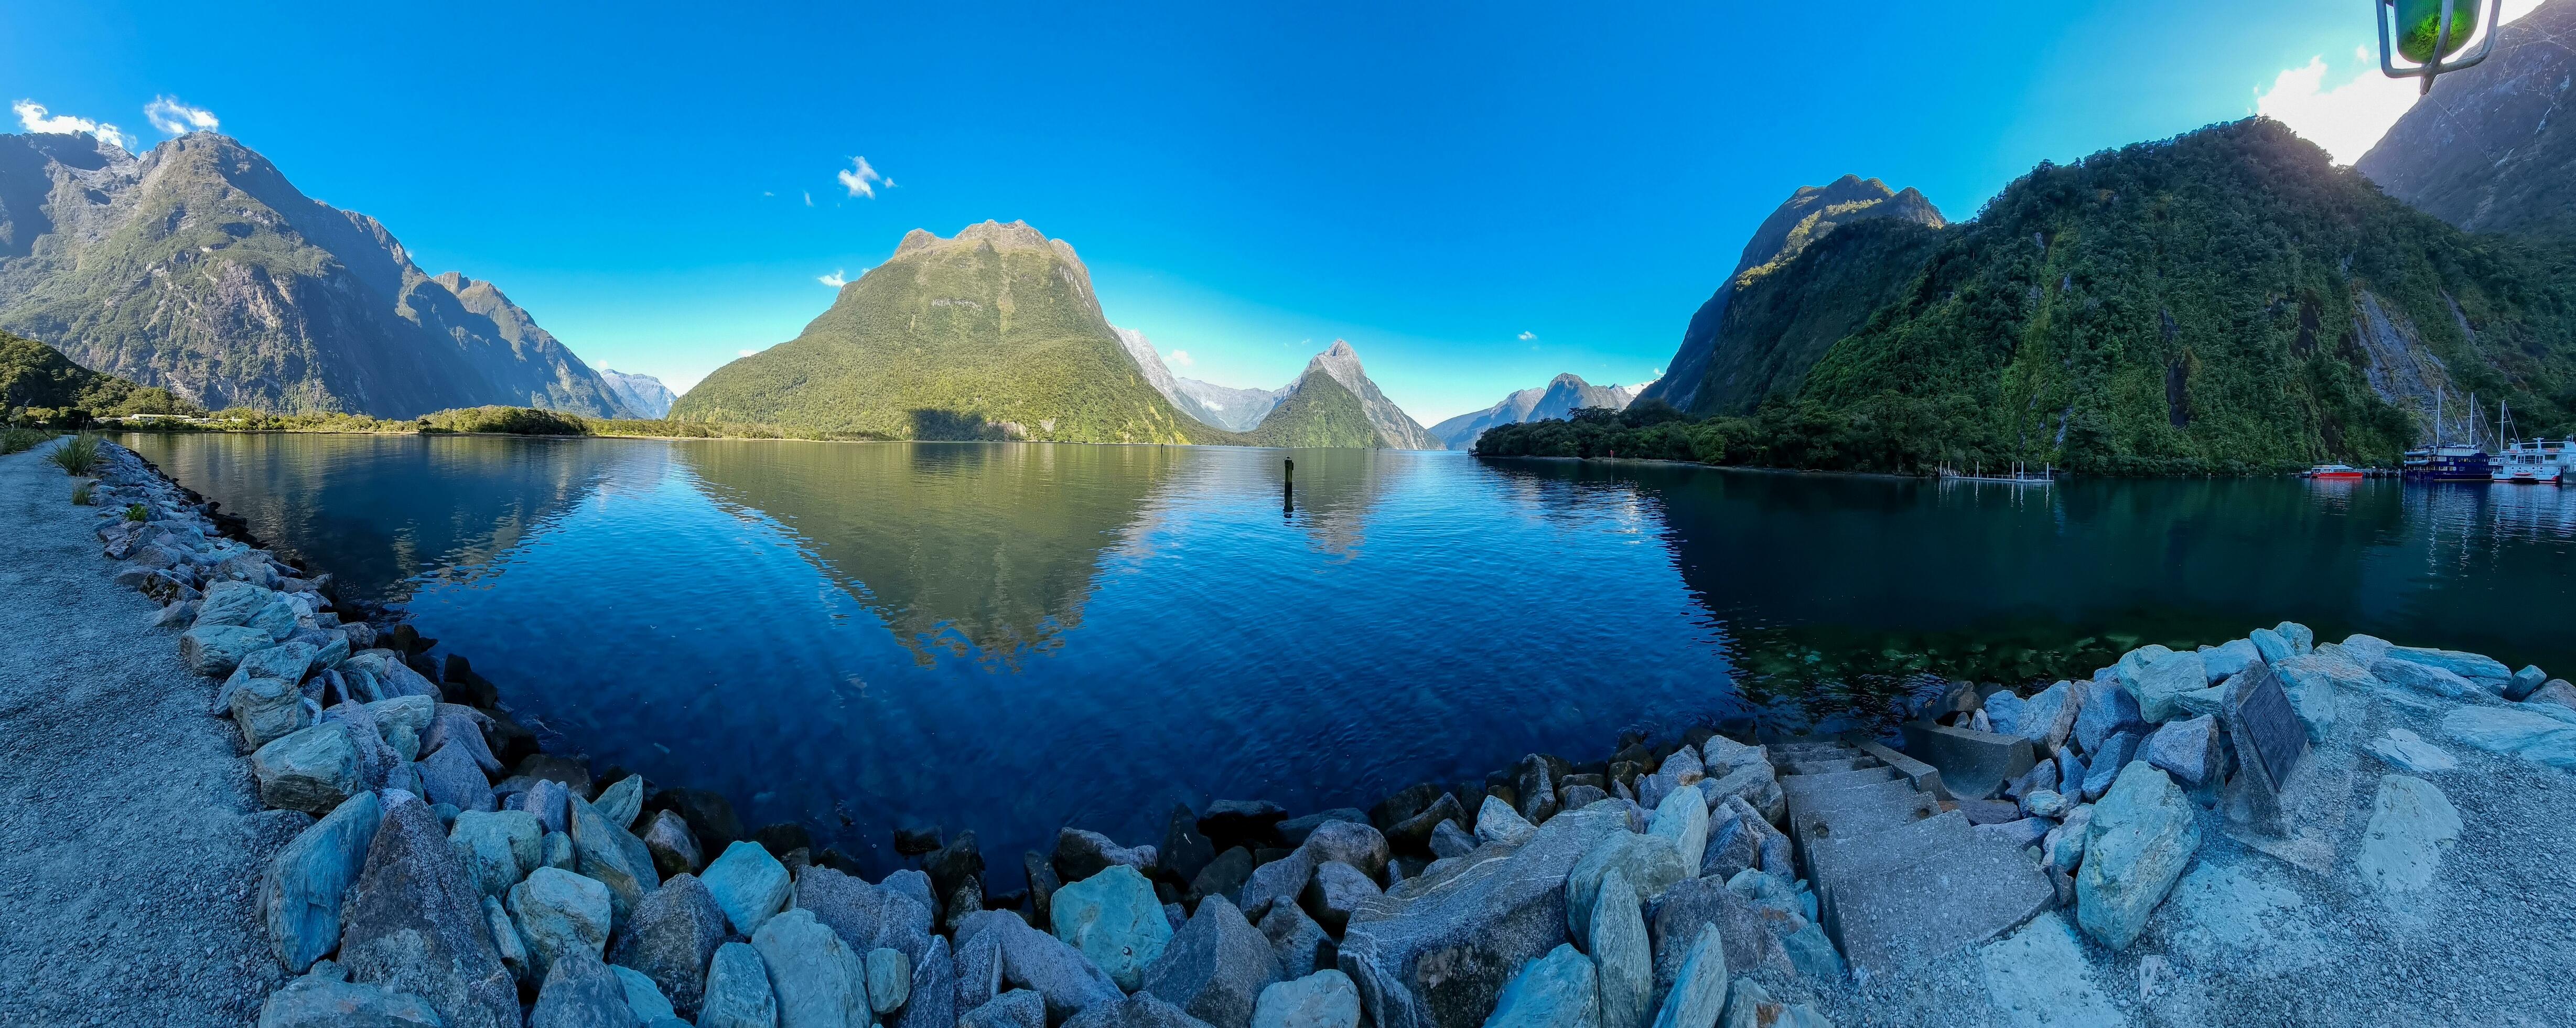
[2236,671,2306,787]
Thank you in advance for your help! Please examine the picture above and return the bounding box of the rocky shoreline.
[37,436,2576,1026]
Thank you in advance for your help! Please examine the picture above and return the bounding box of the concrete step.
[1821,833,2057,976]
[1777,766,1899,806]
[1804,809,1980,932]
[1783,756,1880,776]
[1785,779,1944,856]
[1766,742,1858,761]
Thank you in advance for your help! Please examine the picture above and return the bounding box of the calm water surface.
[124,434,2576,879]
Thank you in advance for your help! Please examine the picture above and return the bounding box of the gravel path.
[0,440,303,1026]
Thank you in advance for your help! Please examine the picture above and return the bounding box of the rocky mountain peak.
[2357,0,2576,238]
[1308,339,1368,395]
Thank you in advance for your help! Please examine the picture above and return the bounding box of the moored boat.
[2304,464,2365,480]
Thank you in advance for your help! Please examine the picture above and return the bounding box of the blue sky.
[2,1,2536,422]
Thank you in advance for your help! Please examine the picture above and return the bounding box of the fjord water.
[126,434,2576,879]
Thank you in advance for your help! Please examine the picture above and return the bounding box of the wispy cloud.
[819,270,848,287]
[143,95,218,135]
[1168,349,1194,367]
[13,100,127,150]
[2252,49,2419,165]
[1517,331,1537,341]
[837,156,890,199]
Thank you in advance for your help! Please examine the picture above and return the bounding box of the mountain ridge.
[1429,373,1640,449]
[2357,0,2576,240]
[0,131,630,418]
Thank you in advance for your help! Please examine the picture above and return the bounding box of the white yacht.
[2491,437,2570,484]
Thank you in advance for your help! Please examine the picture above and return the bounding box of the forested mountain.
[1429,373,1639,449]
[1231,341,1435,448]
[0,132,630,418]
[1639,176,1946,413]
[2358,0,2576,241]
[1,329,196,415]
[1482,119,2576,473]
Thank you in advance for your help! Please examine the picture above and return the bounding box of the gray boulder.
[1259,902,1334,979]
[957,909,1124,1022]
[865,947,912,1015]
[1143,895,1284,1028]
[2372,657,2482,699]
[1429,820,1478,861]
[1982,691,2025,735]
[607,873,728,1018]
[1300,860,1381,934]
[1587,870,1651,1028]
[1053,863,1171,991]
[417,742,496,813]
[964,990,1049,1028]
[261,791,382,972]
[2074,764,2200,950]
[1302,821,1392,881]
[196,579,272,627]
[705,839,794,936]
[2383,646,2513,686]
[894,935,954,1028]
[1058,827,1162,883]
[544,831,577,870]
[2198,639,2260,682]
[1644,926,1724,1028]
[2013,681,2082,754]
[1514,755,1559,825]
[641,809,703,877]
[2072,677,2144,754]
[616,965,680,1022]
[182,623,272,677]
[1069,992,1221,1028]
[1251,970,1360,1028]
[1336,806,1626,1028]
[2119,646,2215,722]
[2355,775,2463,893]
[796,865,934,962]
[367,694,435,736]
[484,896,531,982]
[1475,796,1536,847]
[1644,877,1783,998]
[700,942,781,1028]
[228,642,320,749]
[569,791,662,926]
[1484,944,1599,1028]
[752,907,870,1028]
[449,808,543,898]
[2504,665,2550,702]
[256,967,443,1027]
[252,722,363,816]
[2142,715,2221,790]
[531,950,643,1028]
[513,866,615,979]
[337,797,521,1028]
[1644,789,1708,873]
[597,776,645,829]
[1566,832,1686,942]
[2079,731,2143,802]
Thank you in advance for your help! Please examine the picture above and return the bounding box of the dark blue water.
[124,433,2576,880]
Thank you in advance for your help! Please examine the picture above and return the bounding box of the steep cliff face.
[1639,175,1947,413]
[597,370,675,419]
[2357,0,2576,240]
[0,132,627,417]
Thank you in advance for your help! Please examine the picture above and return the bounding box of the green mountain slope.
[1686,217,1949,415]
[0,132,630,418]
[2,329,198,416]
[1640,175,1947,413]
[1241,366,1386,447]
[673,221,1203,442]
[1483,119,2576,473]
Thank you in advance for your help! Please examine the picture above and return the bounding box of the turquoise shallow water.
[124,433,2576,879]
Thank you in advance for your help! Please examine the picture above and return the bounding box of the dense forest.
[1483,119,2576,474]
[2,330,201,423]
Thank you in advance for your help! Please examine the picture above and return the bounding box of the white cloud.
[1167,349,1194,367]
[837,156,888,199]
[802,191,814,206]
[820,270,848,287]
[1517,331,1537,341]
[738,349,760,357]
[143,95,218,135]
[2254,49,2421,164]
[13,100,127,151]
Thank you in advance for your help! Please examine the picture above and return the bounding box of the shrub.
[45,432,102,475]
[0,426,51,454]
[124,503,148,522]
[70,480,93,505]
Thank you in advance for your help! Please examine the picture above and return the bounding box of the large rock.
[1260,902,1335,979]
[1566,832,1686,942]
[1053,863,1173,991]
[2142,715,2221,790]
[796,865,934,962]
[1587,870,1651,1028]
[705,839,794,936]
[2117,647,2209,723]
[182,623,273,677]
[1643,927,1724,1028]
[1644,789,1708,873]
[2504,666,2551,702]
[1335,806,1626,1028]
[2071,677,2145,755]
[531,950,643,1028]
[1692,765,1783,827]
[1484,944,1599,1028]
[261,791,382,972]
[1301,860,1382,934]
[2198,639,2260,683]
[957,909,1124,1022]
[2370,657,2482,699]
[252,722,364,817]
[1143,895,1284,1028]
[1644,878,1781,997]
[1475,797,1536,847]
[895,935,954,1028]
[1070,992,1223,1028]
[1513,755,1559,825]
[2073,764,2200,950]
[607,873,728,1018]
[569,792,663,926]
[2443,706,2576,768]
[752,907,870,1028]
[449,808,543,898]
[2078,731,2143,802]
[865,948,911,1015]
[615,965,679,1021]
[512,866,616,979]
[965,991,1050,1028]
[229,642,320,749]
[700,942,781,1028]
[2013,681,2082,754]
[1302,821,1393,882]
[2356,775,2463,893]
[1057,827,1162,884]
[1252,971,1360,1028]
[256,967,444,1027]
[338,797,521,1028]
[641,809,704,877]
[418,742,497,813]
[2382,646,2513,686]
[196,579,273,627]
[2271,650,2373,742]
[596,775,645,829]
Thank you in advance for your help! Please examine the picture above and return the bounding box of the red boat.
[2304,464,2365,480]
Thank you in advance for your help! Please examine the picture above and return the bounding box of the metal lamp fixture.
[2378,0,2505,92]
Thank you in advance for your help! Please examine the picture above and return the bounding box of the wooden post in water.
[1282,458,1295,517]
